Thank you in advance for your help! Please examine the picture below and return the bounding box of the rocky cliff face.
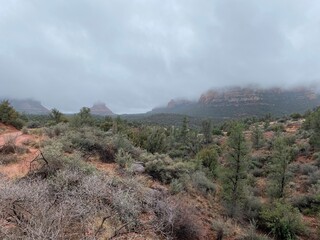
[150,87,320,119]
[90,103,114,116]
[6,99,50,115]
[199,88,262,106]
[198,87,318,107]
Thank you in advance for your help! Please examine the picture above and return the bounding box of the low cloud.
[1,0,320,113]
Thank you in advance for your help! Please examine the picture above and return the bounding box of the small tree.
[260,201,305,240]
[251,124,264,149]
[71,107,94,127]
[201,119,212,144]
[146,127,167,154]
[49,108,65,124]
[222,123,249,217]
[0,100,24,129]
[268,137,293,199]
[180,116,189,142]
[196,147,218,176]
[308,108,320,151]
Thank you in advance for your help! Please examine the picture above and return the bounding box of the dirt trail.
[0,126,40,179]
[0,149,39,179]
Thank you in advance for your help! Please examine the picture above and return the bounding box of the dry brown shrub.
[153,196,205,240]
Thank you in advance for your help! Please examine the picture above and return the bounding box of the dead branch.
[28,150,47,172]
[95,215,113,237]
[109,221,134,240]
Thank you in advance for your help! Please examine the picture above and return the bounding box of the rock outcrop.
[90,103,114,116]
[150,87,320,119]
[6,99,50,115]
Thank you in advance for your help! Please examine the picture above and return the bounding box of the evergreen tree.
[308,108,320,151]
[71,107,94,127]
[0,100,24,129]
[251,124,264,149]
[180,116,189,142]
[201,119,212,143]
[222,123,249,217]
[146,127,167,154]
[268,136,293,199]
[49,108,64,124]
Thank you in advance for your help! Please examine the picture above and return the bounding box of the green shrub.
[0,154,18,165]
[115,149,133,168]
[241,221,271,240]
[27,120,41,128]
[0,100,25,129]
[243,195,262,220]
[291,194,320,215]
[196,147,218,176]
[21,126,28,134]
[169,178,185,194]
[11,118,25,130]
[191,171,216,194]
[260,201,305,240]
[67,128,115,163]
[313,152,320,167]
[28,142,95,178]
[290,113,302,120]
[145,157,195,184]
[145,127,167,154]
[211,219,231,239]
[299,163,317,176]
[112,134,134,153]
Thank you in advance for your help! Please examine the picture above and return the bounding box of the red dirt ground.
[0,124,40,179]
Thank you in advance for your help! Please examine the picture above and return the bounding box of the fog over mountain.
[1,0,320,114]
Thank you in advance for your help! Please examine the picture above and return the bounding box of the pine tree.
[180,116,189,142]
[268,136,293,199]
[0,100,24,129]
[309,109,320,151]
[71,107,94,127]
[202,119,212,144]
[0,100,19,125]
[146,127,167,154]
[251,124,264,149]
[222,123,249,217]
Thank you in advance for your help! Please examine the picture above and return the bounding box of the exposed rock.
[199,87,263,105]
[4,99,50,115]
[90,102,114,116]
[198,87,318,106]
[150,86,320,119]
[129,162,145,173]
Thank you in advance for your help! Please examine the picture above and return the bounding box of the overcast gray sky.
[1,0,320,113]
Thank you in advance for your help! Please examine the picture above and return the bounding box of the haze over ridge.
[1,0,320,113]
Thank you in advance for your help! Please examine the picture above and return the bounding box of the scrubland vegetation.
[0,100,320,239]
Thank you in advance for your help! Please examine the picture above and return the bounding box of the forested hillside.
[0,101,320,239]
[151,87,320,119]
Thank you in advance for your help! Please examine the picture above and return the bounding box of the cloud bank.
[1,0,320,113]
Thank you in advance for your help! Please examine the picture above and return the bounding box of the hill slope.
[90,102,114,116]
[151,87,320,119]
[4,99,50,115]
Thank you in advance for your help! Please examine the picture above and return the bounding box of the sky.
[1,0,320,114]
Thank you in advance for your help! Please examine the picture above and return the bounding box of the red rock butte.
[90,103,114,116]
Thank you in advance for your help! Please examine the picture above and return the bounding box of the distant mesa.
[90,102,114,116]
[2,99,50,115]
[150,86,320,119]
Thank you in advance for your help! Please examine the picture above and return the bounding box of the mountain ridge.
[150,87,320,119]
[90,102,114,116]
[1,99,50,115]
